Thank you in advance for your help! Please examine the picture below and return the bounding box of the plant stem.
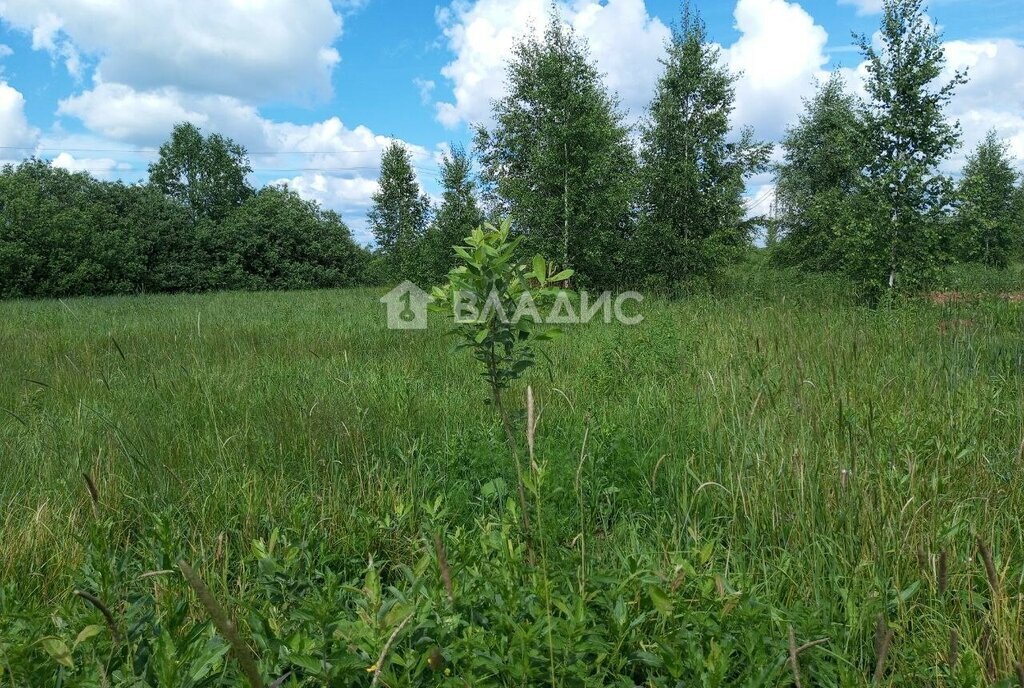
[491,385,533,558]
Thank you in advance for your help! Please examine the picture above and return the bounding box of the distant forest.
[1,0,1021,303]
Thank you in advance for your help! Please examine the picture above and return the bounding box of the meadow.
[2,262,1024,686]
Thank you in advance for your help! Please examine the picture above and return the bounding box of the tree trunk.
[563,142,570,271]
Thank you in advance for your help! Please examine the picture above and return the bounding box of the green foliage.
[851,0,967,301]
[772,74,870,272]
[0,131,368,299]
[418,146,483,286]
[430,219,571,400]
[0,507,802,687]
[0,160,149,298]
[636,5,771,289]
[148,122,254,224]
[1015,182,1024,258]
[953,130,1021,268]
[368,142,432,284]
[208,185,368,291]
[474,15,636,288]
[3,270,1024,684]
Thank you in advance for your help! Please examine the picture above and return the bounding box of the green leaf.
[648,585,673,617]
[481,478,508,498]
[41,638,74,669]
[289,654,324,674]
[74,625,104,647]
[532,255,546,281]
[188,639,231,683]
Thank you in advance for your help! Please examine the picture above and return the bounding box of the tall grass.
[1,264,1022,684]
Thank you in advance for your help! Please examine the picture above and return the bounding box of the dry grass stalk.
[873,614,887,657]
[178,560,264,688]
[788,625,803,688]
[938,549,948,596]
[432,533,453,603]
[73,589,121,643]
[526,385,536,465]
[785,627,827,688]
[268,672,292,688]
[369,613,414,688]
[1015,661,1024,687]
[650,454,667,492]
[947,628,958,670]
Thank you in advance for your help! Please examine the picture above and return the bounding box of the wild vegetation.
[2,0,1024,684]
[2,259,1023,685]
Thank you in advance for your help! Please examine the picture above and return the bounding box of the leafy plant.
[431,219,572,542]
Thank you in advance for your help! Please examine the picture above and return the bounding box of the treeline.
[2,0,1022,302]
[371,0,1024,300]
[369,5,771,292]
[0,124,369,299]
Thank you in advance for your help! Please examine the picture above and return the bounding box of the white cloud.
[58,83,211,143]
[838,36,1024,172]
[435,0,669,128]
[0,44,13,58]
[0,81,39,152]
[435,0,830,144]
[725,0,830,141]
[0,0,344,100]
[941,39,1024,166]
[271,173,380,242]
[55,80,433,227]
[51,152,131,179]
[413,77,436,105]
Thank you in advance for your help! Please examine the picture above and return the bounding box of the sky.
[1,0,1022,243]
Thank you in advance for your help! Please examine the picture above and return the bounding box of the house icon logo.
[380,281,431,330]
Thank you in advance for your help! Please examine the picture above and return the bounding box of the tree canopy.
[474,14,636,288]
[773,74,870,272]
[637,5,770,288]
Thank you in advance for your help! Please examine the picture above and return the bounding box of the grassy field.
[2,264,1024,686]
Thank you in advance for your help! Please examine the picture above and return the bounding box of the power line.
[745,188,774,213]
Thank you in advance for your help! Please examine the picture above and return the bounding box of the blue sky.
[1,0,1022,242]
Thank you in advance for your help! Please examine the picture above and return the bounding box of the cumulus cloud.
[725,0,830,140]
[58,82,429,163]
[941,39,1024,166]
[0,81,39,152]
[270,173,381,242]
[51,152,132,179]
[54,79,433,224]
[838,36,1024,171]
[434,0,831,143]
[0,0,343,100]
[435,0,670,128]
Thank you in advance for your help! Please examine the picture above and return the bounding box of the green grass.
[2,265,1023,686]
